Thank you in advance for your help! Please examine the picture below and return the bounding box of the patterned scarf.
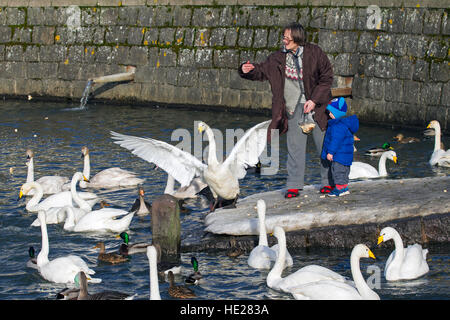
[285,46,303,81]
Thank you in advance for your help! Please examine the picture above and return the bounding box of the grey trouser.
[286,103,332,189]
[331,161,350,186]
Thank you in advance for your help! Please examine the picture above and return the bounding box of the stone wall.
[0,0,448,132]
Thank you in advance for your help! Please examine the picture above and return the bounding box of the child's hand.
[327,153,333,161]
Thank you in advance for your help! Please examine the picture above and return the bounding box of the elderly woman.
[239,22,334,198]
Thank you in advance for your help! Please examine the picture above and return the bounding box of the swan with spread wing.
[111,120,270,211]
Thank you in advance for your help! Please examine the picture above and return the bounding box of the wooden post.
[151,194,180,262]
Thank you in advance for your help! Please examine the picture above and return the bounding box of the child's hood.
[337,115,359,134]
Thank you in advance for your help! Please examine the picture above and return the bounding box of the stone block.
[367,77,385,100]
[95,46,112,64]
[357,32,376,54]
[271,8,299,27]
[325,7,341,30]
[82,7,100,26]
[138,6,155,27]
[318,30,343,53]
[218,7,234,27]
[108,46,129,64]
[406,35,428,58]
[156,48,175,67]
[26,7,44,26]
[201,87,221,106]
[100,7,119,26]
[384,79,403,102]
[231,7,250,27]
[442,12,450,35]
[225,28,238,47]
[210,28,226,47]
[248,8,274,27]
[373,55,396,79]
[192,7,220,27]
[6,8,25,26]
[118,7,139,26]
[404,8,424,34]
[27,62,57,79]
[58,63,82,81]
[42,7,58,26]
[427,40,448,59]
[153,6,174,27]
[420,82,442,106]
[178,49,195,67]
[40,45,65,62]
[423,9,444,34]
[339,8,356,30]
[5,45,22,62]
[55,27,78,45]
[430,61,450,82]
[396,57,414,80]
[441,82,450,106]
[143,27,158,46]
[32,26,55,45]
[221,88,241,108]
[341,32,357,52]
[402,80,421,104]
[267,28,281,49]
[106,26,129,44]
[177,67,198,87]
[387,8,406,33]
[392,34,408,57]
[238,28,253,48]
[213,49,239,69]
[66,45,85,64]
[373,34,393,54]
[194,48,213,68]
[0,78,15,94]
[333,53,358,76]
[159,28,175,46]
[194,28,210,47]
[412,59,429,82]
[127,27,144,45]
[254,50,271,64]
[253,28,268,49]
[239,50,255,65]
[173,7,192,27]
[310,7,325,29]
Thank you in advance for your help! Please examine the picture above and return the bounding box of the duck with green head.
[168,271,196,299]
[117,232,150,256]
[365,142,393,156]
[26,246,38,270]
[185,257,202,285]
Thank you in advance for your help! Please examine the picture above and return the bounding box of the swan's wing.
[111,131,207,187]
[223,120,270,179]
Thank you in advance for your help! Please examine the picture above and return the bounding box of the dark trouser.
[286,103,332,189]
[331,161,350,186]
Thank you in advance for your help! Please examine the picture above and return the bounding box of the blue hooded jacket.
[321,115,359,166]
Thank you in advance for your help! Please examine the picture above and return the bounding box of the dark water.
[0,99,448,300]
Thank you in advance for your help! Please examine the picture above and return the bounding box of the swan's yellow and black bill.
[393,156,398,164]
[18,189,24,200]
[377,235,384,245]
[368,249,376,259]
[83,175,89,182]
[198,126,204,133]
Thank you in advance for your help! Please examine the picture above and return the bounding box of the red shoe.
[320,186,335,194]
[285,189,299,198]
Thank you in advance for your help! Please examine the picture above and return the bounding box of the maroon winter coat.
[238,43,334,139]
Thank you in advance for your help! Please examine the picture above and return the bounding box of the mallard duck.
[393,133,420,144]
[226,237,244,258]
[93,242,128,264]
[25,149,69,195]
[426,120,450,167]
[185,257,202,285]
[129,185,151,216]
[55,287,80,300]
[349,150,397,179]
[267,226,354,294]
[111,120,270,212]
[79,146,144,188]
[75,271,131,300]
[290,244,379,300]
[364,142,393,156]
[27,246,38,270]
[168,271,196,299]
[35,211,101,284]
[377,227,429,281]
[117,232,150,256]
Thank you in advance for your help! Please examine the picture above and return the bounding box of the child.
[320,97,359,197]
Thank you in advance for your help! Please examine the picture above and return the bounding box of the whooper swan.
[267,226,350,293]
[19,173,99,213]
[248,200,293,269]
[79,146,145,188]
[36,211,101,284]
[290,244,380,300]
[147,245,162,300]
[349,150,397,179]
[426,120,450,167]
[111,120,270,211]
[377,226,429,281]
[25,149,69,195]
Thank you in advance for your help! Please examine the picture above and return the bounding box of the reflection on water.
[0,100,448,300]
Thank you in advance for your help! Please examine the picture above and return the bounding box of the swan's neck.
[350,251,377,299]
[26,183,43,211]
[71,177,91,212]
[204,126,219,166]
[267,232,286,287]
[391,230,405,266]
[83,154,91,179]
[433,125,442,151]
[26,158,34,183]
[149,251,161,300]
[164,174,175,195]
[257,211,268,247]
[378,153,388,176]
[63,207,76,230]
[37,216,50,266]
